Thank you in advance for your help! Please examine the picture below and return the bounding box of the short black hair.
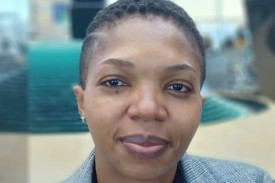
[79,0,205,88]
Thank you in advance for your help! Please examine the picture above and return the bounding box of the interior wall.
[0,134,28,183]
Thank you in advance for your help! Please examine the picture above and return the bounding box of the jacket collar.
[76,150,186,183]
[64,151,216,183]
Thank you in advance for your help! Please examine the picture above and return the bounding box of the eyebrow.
[166,64,197,74]
[100,58,197,74]
[100,58,134,68]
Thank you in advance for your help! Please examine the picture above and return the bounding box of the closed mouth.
[119,134,169,159]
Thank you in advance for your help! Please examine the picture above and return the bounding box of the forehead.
[82,16,203,88]
[88,16,202,76]
[103,15,190,46]
[102,14,201,57]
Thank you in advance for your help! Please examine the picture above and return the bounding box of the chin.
[118,159,175,182]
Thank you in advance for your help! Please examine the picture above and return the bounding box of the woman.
[63,0,273,182]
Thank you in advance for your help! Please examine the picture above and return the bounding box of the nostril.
[130,115,140,121]
[154,109,168,122]
[127,91,168,122]
[127,102,167,122]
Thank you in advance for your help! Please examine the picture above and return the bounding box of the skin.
[74,15,203,183]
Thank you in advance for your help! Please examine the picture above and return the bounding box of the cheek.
[86,109,116,151]
[84,94,124,143]
[170,102,201,147]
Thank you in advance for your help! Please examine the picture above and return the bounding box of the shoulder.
[60,151,95,183]
[180,154,274,183]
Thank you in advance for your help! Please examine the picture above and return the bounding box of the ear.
[73,85,85,117]
[202,96,207,106]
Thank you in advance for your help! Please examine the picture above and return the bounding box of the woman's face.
[74,16,203,182]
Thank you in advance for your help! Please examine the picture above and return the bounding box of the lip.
[119,135,169,159]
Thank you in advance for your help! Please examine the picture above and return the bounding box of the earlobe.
[202,96,207,106]
[73,85,85,117]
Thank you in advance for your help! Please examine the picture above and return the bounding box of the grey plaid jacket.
[62,151,274,183]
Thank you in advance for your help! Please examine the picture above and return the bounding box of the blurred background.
[0,0,274,182]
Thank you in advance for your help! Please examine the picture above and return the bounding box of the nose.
[127,87,168,122]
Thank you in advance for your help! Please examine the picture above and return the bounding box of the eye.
[166,83,190,93]
[103,79,127,87]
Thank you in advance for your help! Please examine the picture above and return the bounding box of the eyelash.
[166,83,191,93]
[101,78,192,94]
[102,79,127,87]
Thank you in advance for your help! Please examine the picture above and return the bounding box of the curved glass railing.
[0,41,268,133]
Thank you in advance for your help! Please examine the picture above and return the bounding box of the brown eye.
[166,83,190,93]
[104,79,127,87]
